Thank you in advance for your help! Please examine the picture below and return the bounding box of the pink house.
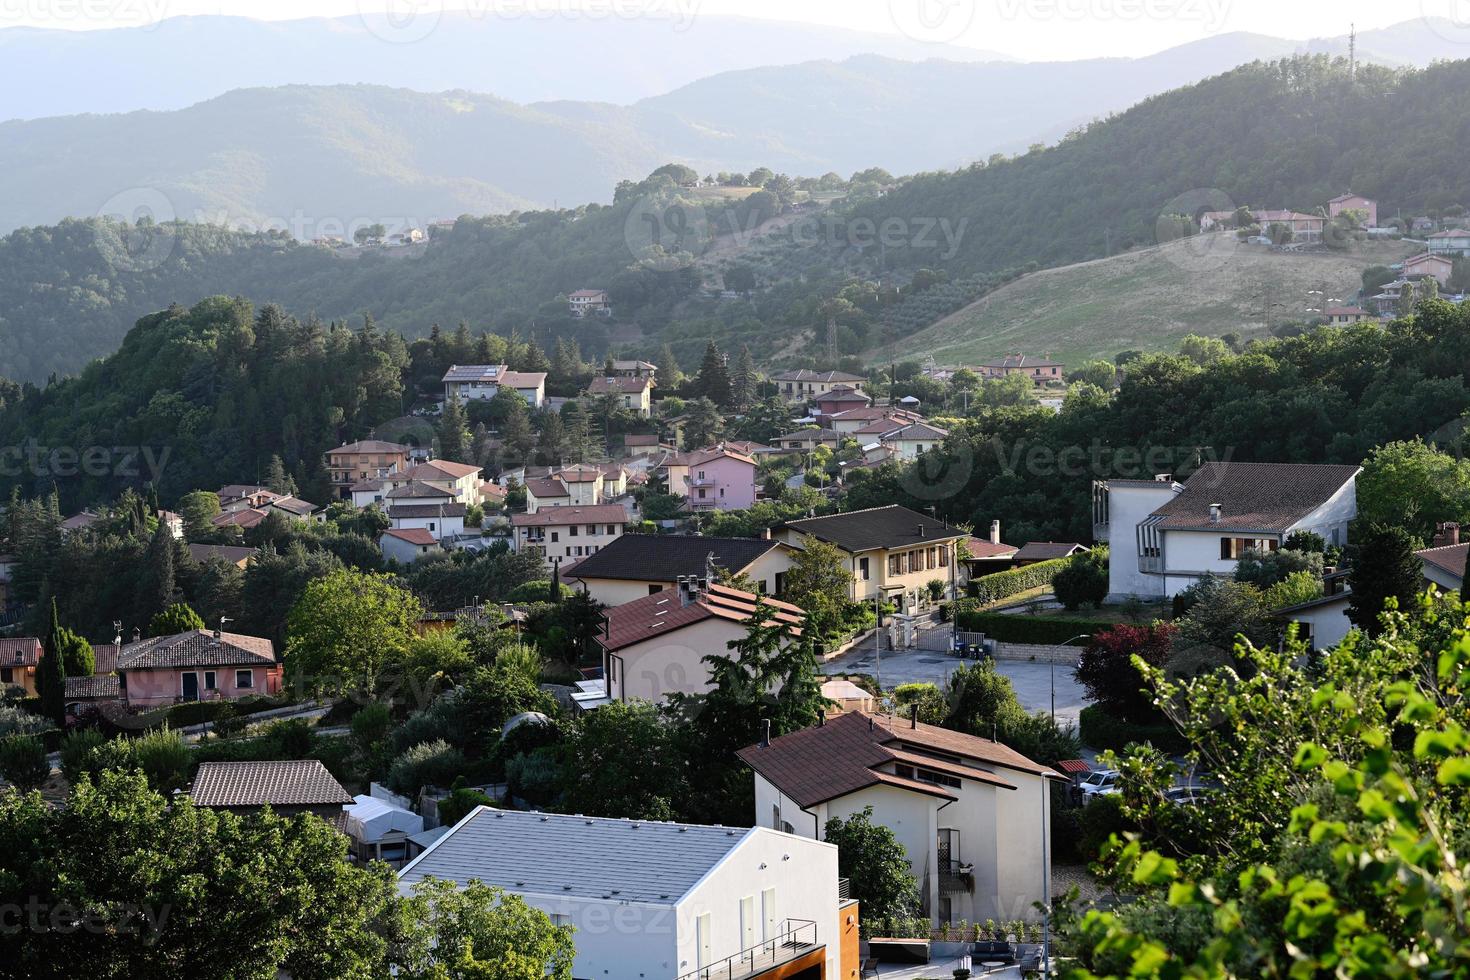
[684,446,759,513]
[1328,193,1378,229]
[115,629,283,709]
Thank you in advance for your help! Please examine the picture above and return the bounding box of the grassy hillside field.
[869,237,1420,366]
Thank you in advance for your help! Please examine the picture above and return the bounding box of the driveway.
[821,646,1089,730]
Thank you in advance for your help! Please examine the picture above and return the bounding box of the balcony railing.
[677,919,819,980]
[838,878,851,902]
[1138,554,1164,574]
[938,859,975,896]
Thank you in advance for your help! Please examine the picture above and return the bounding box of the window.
[586,525,597,535]
[939,547,949,567]
[1220,537,1279,560]
[204,671,217,691]
[235,670,253,689]
[888,554,901,576]
[569,525,579,537]
[698,489,707,499]
[428,522,436,532]
[551,531,559,543]
[607,525,618,535]
[859,557,870,581]
[0,667,11,684]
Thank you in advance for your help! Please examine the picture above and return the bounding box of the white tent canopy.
[345,794,423,843]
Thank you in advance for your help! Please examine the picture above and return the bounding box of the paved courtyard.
[821,645,1090,730]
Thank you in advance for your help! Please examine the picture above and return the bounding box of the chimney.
[760,718,772,748]
[1434,522,1461,547]
[1209,503,1222,524]
[917,524,926,539]
[132,627,141,643]
[990,520,1001,545]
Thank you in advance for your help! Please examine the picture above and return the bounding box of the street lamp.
[1043,632,1089,977]
[1050,634,1091,723]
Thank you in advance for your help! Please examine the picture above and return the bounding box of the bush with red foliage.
[1074,622,1176,724]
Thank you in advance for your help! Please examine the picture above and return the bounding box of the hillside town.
[5,5,1470,979]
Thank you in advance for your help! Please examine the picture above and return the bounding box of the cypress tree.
[38,597,66,725]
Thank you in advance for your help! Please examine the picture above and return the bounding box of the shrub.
[267,718,316,758]
[963,557,1070,606]
[0,735,51,791]
[954,610,1110,645]
[436,786,494,827]
[1076,792,1132,863]
[351,702,392,752]
[0,703,55,738]
[1075,623,1177,723]
[131,727,193,793]
[59,729,107,785]
[1078,705,1186,754]
[1052,548,1110,610]
[386,739,467,798]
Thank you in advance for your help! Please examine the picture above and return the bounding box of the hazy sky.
[2,0,1443,61]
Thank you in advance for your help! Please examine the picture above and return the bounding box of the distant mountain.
[3,21,1460,237]
[0,13,1006,122]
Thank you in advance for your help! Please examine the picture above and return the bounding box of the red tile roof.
[382,528,438,546]
[0,638,42,667]
[524,478,570,499]
[510,504,629,528]
[599,583,805,653]
[116,630,276,670]
[736,711,1058,809]
[190,760,353,808]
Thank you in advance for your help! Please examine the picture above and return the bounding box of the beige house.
[771,369,866,405]
[587,375,653,417]
[567,535,797,607]
[739,712,1061,925]
[511,504,628,568]
[324,441,410,497]
[597,582,807,703]
[382,460,484,505]
[774,505,966,612]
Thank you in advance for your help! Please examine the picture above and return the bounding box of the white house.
[738,711,1061,925]
[398,807,851,980]
[379,528,443,565]
[597,582,806,704]
[442,364,547,409]
[1094,462,1361,599]
[510,504,627,567]
[1419,523,1466,593]
[387,501,466,541]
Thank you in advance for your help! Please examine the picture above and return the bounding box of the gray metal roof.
[398,808,751,905]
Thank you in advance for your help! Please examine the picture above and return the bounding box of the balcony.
[1138,553,1164,574]
[689,476,717,488]
[677,919,821,980]
[938,859,975,896]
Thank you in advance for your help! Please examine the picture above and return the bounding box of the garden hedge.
[964,556,1071,605]
[1078,704,1187,753]
[954,610,1113,645]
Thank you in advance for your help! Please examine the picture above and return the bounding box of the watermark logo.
[0,441,171,482]
[889,0,976,44]
[996,0,1229,31]
[623,191,711,272]
[95,187,177,273]
[0,898,169,943]
[358,0,444,44]
[1156,187,1238,275]
[900,443,973,502]
[0,0,170,30]
[1422,0,1470,44]
[375,416,441,456]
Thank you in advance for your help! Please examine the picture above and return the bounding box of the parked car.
[1079,769,1120,800]
[1164,785,1214,806]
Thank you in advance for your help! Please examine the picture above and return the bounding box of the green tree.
[822,807,920,920]
[0,768,399,978]
[683,396,724,450]
[656,343,683,387]
[53,626,95,676]
[1346,523,1425,636]
[731,344,758,410]
[1052,547,1109,610]
[1061,592,1470,978]
[137,520,177,623]
[148,602,206,637]
[781,539,852,638]
[37,597,66,725]
[265,454,299,496]
[1356,438,1470,539]
[176,490,222,539]
[0,734,51,791]
[561,700,687,820]
[695,340,731,406]
[395,878,575,980]
[285,568,424,692]
[439,392,471,463]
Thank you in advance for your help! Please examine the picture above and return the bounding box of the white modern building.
[1094,462,1361,599]
[398,807,854,980]
[739,711,1060,925]
[510,504,628,567]
[442,364,548,408]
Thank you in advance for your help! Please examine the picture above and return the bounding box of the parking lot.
[820,645,1090,730]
